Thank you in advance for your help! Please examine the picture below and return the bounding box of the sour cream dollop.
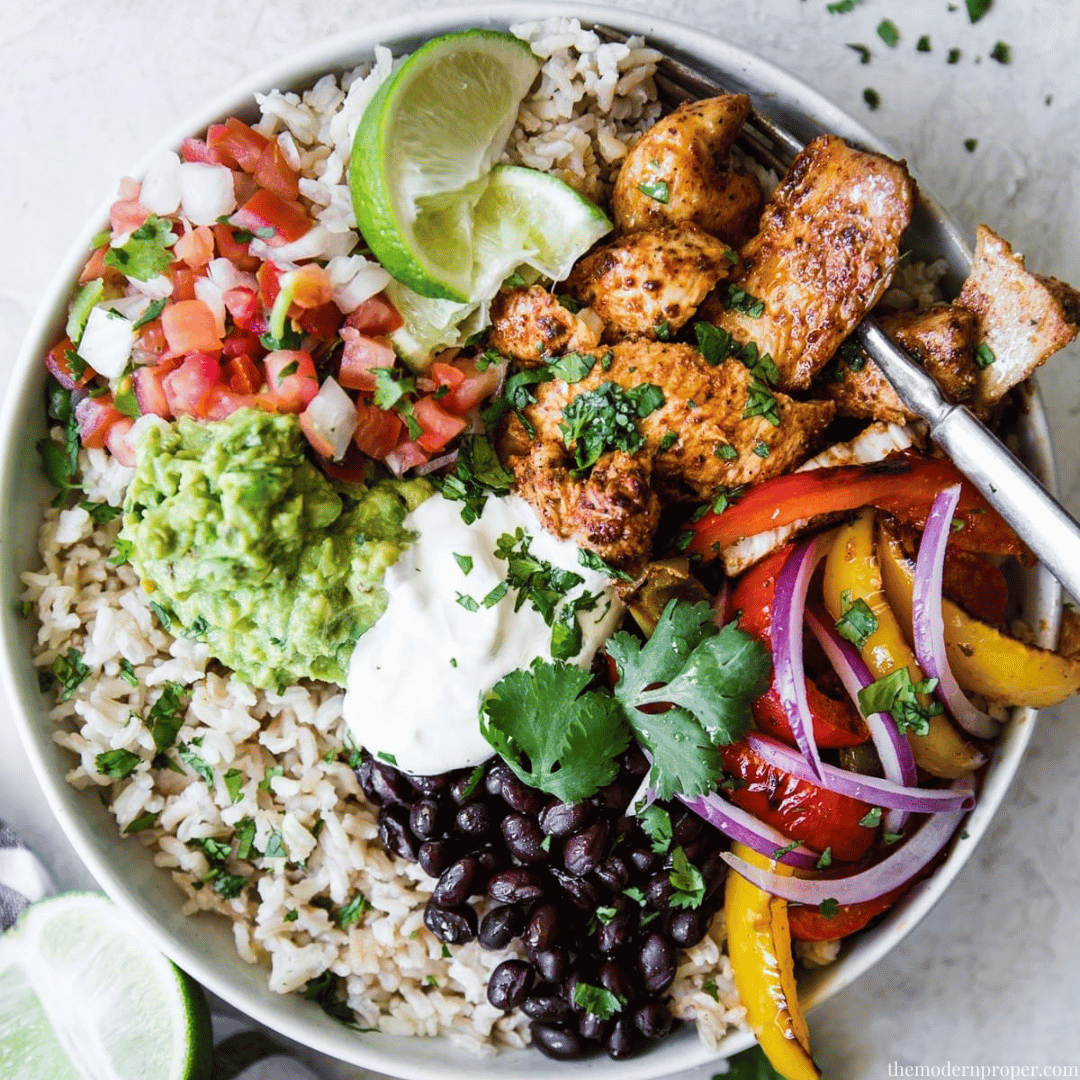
[343,494,624,775]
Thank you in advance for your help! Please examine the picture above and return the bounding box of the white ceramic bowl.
[0,4,1063,1078]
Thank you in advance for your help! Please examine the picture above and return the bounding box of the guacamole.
[120,409,430,689]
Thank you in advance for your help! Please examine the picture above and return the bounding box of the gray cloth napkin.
[0,817,325,1080]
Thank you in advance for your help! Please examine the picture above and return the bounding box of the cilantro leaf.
[223,768,244,804]
[103,215,177,281]
[573,982,625,1020]
[725,1044,792,1080]
[177,742,213,785]
[371,367,416,411]
[433,435,514,525]
[876,19,900,47]
[337,893,372,928]
[625,705,718,802]
[578,547,634,582]
[146,682,189,753]
[95,748,142,780]
[559,381,664,475]
[43,647,91,702]
[835,589,879,649]
[637,179,670,204]
[608,599,718,693]
[668,846,706,909]
[480,658,628,804]
[858,667,941,735]
[545,352,597,384]
[638,805,673,854]
[966,0,991,23]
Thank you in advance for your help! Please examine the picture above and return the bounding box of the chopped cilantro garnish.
[545,351,597,384]
[259,765,284,791]
[37,411,83,506]
[284,909,299,922]
[694,322,734,366]
[504,270,528,288]
[835,589,879,649]
[146,682,188,752]
[827,0,862,11]
[668,846,706,909]
[262,831,287,858]
[595,906,618,925]
[964,137,978,153]
[573,982,625,1020]
[234,817,256,859]
[723,285,765,318]
[223,768,244,805]
[433,435,514,525]
[95,748,141,780]
[177,743,213,785]
[559,381,665,475]
[818,898,840,919]
[966,0,992,24]
[877,19,900,47]
[371,367,416,411]
[44,648,91,702]
[654,320,671,341]
[556,294,582,314]
[772,840,800,859]
[460,763,485,802]
[81,501,122,526]
[917,34,932,52]
[453,552,474,575]
[637,179,670,204]
[752,442,770,458]
[303,971,356,1028]
[742,379,781,427]
[863,87,881,110]
[104,215,177,281]
[658,431,678,452]
[989,41,1011,64]
[847,42,872,63]
[948,47,962,63]
[710,486,746,515]
[149,601,173,631]
[109,537,134,566]
[337,893,373,928]
[377,751,398,766]
[975,342,995,369]
[123,810,160,835]
[132,298,166,330]
[714,442,738,461]
[858,668,941,735]
[455,591,479,612]
[577,547,634,582]
[859,807,883,828]
[702,979,720,1001]
[884,831,904,845]
[639,805,673,854]
[816,847,834,869]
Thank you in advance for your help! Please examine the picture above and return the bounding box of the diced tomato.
[352,400,405,460]
[207,118,268,173]
[257,261,282,309]
[202,386,258,420]
[289,264,333,309]
[789,884,908,942]
[225,355,262,395]
[105,417,137,466]
[161,299,222,354]
[108,177,149,237]
[385,440,429,474]
[78,246,108,286]
[338,328,394,391]
[74,393,125,450]
[345,292,404,336]
[253,140,300,201]
[295,301,343,340]
[731,546,868,750]
[413,396,467,454]
[44,338,93,390]
[171,267,197,303]
[131,321,168,367]
[222,327,265,361]
[231,189,312,246]
[232,170,258,209]
[319,442,371,484]
[222,286,264,332]
[719,741,876,863]
[212,222,260,272]
[263,350,318,413]
[174,225,215,270]
[133,360,179,419]
[162,353,223,417]
[180,137,225,164]
[430,363,465,392]
[439,355,505,416]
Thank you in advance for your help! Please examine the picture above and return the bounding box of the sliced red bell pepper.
[731,546,868,750]
[687,451,1024,560]
[720,741,876,864]
[788,883,907,941]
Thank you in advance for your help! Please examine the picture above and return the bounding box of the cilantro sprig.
[559,380,665,475]
[433,435,514,524]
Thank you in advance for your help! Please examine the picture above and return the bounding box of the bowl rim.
[0,3,1062,1077]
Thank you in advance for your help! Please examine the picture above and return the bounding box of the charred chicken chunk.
[565,223,738,341]
[489,286,603,365]
[707,135,915,391]
[612,95,763,245]
[957,225,1080,411]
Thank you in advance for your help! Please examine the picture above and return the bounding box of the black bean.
[680,837,709,863]
[638,932,676,994]
[700,849,728,899]
[604,1015,637,1060]
[502,813,547,864]
[404,771,451,795]
[500,773,546,815]
[487,959,535,1011]
[418,839,456,879]
[432,857,478,907]
[564,970,584,1011]
[598,959,634,1002]
[578,1010,609,1041]
[454,801,493,839]
[423,901,477,945]
[669,908,706,948]
[409,799,442,841]
[377,806,418,862]
[533,947,567,984]
[450,771,482,805]
[629,848,658,875]
[563,820,608,877]
[633,1001,672,1040]
[645,872,675,910]
[484,761,515,799]
[597,907,634,955]
[594,855,629,893]
[487,868,545,905]
[530,1021,583,1060]
[597,778,636,814]
[539,799,590,837]
[673,811,705,847]
[478,904,525,950]
[549,867,599,911]
[621,743,650,777]
[474,847,505,882]
[523,903,559,955]
[523,992,571,1023]
[357,756,413,806]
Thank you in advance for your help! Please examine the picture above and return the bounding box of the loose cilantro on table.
[835,589,879,649]
[858,668,941,735]
[876,19,900,47]
[966,0,992,24]
[668,846,706,909]
[104,215,177,282]
[559,380,665,475]
[433,435,515,525]
[863,87,881,110]
[847,43,872,63]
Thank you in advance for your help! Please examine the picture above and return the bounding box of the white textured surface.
[1,0,1078,1076]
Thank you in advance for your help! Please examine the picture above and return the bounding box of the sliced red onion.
[677,789,822,870]
[414,450,458,476]
[772,534,835,782]
[721,776,975,905]
[745,732,974,814]
[913,485,998,739]
[804,606,917,835]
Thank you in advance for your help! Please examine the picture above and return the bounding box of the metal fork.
[595,25,1080,602]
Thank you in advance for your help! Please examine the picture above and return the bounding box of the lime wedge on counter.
[350,30,541,301]
[0,893,212,1080]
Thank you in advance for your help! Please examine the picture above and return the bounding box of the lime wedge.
[350,30,541,301]
[0,893,212,1080]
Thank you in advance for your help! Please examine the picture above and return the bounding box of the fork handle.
[932,405,1080,601]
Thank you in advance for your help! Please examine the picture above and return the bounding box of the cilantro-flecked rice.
[23,18,751,1055]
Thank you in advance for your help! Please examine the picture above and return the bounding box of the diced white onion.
[248,224,356,266]
[206,257,257,294]
[139,150,182,215]
[304,377,357,460]
[127,274,174,300]
[325,254,391,313]
[194,276,226,337]
[178,162,236,226]
[103,294,151,322]
[79,306,134,379]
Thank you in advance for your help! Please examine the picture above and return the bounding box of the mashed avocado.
[120,408,430,689]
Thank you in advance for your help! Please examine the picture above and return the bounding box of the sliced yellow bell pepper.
[725,843,819,1080]
[877,522,1080,707]
[822,509,982,778]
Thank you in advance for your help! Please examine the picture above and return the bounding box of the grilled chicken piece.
[489,286,603,365]
[957,225,1080,411]
[823,304,978,423]
[499,340,834,568]
[565,223,738,341]
[707,135,915,391]
[612,96,763,245]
